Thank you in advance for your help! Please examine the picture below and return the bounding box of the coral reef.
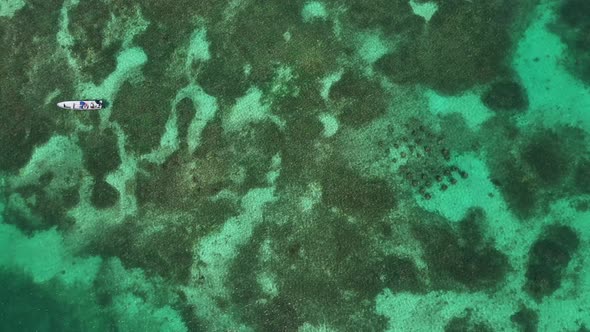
[328,70,388,127]
[554,0,590,84]
[0,0,71,172]
[1,0,589,330]
[413,209,509,290]
[485,125,589,218]
[376,0,521,94]
[511,306,539,332]
[525,225,580,301]
[482,80,529,112]
[90,178,119,209]
[444,309,493,332]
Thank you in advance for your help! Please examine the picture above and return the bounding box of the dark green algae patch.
[0,0,74,172]
[412,208,510,291]
[525,225,580,301]
[374,0,520,94]
[483,124,590,219]
[553,0,590,84]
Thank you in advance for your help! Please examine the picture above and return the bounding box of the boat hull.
[57,100,104,110]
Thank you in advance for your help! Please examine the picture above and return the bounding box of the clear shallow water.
[1,0,589,331]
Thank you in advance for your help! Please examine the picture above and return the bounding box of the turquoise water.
[1,0,589,331]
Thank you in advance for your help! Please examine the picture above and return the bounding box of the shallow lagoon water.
[1,0,590,331]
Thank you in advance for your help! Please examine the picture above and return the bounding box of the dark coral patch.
[511,306,539,332]
[136,148,239,213]
[283,110,324,143]
[459,208,486,245]
[376,1,517,94]
[522,130,569,186]
[232,122,285,191]
[212,3,342,97]
[68,0,137,84]
[200,2,297,97]
[375,42,423,86]
[422,1,514,93]
[196,51,250,103]
[192,119,228,159]
[2,198,43,235]
[413,209,509,290]
[90,178,119,209]
[136,0,224,79]
[87,219,199,284]
[273,96,325,186]
[5,180,79,234]
[79,128,121,179]
[68,0,122,84]
[560,0,590,27]
[33,189,77,230]
[345,0,424,36]
[321,165,396,220]
[525,225,580,300]
[109,1,201,154]
[486,125,589,219]
[494,167,537,219]
[329,70,388,127]
[111,80,182,154]
[175,98,195,151]
[135,118,241,209]
[0,110,52,172]
[249,121,284,157]
[62,186,81,210]
[380,255,425,293]
[278,21,344,82]
[445,310,493,332]
[0,1,65,171]
[174,297,207,332]
[574,159,590,194]
[555,0,590,84]
[252,297,303,332]
[135,156,192,209]
[228,227,305,331]
[482,80,529,111]
[228,207,389,332]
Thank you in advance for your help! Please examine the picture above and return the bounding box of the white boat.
[57,100,104,110]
